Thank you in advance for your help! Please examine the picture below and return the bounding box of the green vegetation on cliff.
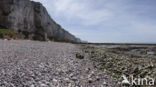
[0,29,20,39]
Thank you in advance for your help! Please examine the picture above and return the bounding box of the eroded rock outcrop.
[0,0,80,42]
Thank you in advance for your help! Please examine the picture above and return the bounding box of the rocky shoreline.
[1,40,155,87]
[81,44,156,86]
[0,40,119,87]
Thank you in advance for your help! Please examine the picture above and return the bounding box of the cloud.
[131,21,156,35]
[33,0,156,43]
[33,0,114,25]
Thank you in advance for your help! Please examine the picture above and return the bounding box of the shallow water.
[147,51,155,55]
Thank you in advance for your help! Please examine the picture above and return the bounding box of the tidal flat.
[81,44,156,86]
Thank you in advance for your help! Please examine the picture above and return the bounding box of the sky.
[33,0,156,43]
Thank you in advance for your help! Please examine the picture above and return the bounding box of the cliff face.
[0,0,80,42]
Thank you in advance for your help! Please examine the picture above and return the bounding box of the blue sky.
[33,0,156,43]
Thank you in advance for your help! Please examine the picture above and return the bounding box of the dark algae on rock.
[0,0,80,42]
[76,53,84,59]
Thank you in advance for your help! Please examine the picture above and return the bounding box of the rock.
[88,74,93,78]
[76,53,84,59]
[87,68,91,71]
[0,0,80,42]
[71,77,77,82]
[68,83,72,87]
[52,78,58,82]
[88,78,93,83]
[4,39,8,41]
[96,76,100,81]
[40,83,48,87]
[69,73,74,77]
[64,78,70,81]
[103,82,107,85]
[30,84,35,87]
